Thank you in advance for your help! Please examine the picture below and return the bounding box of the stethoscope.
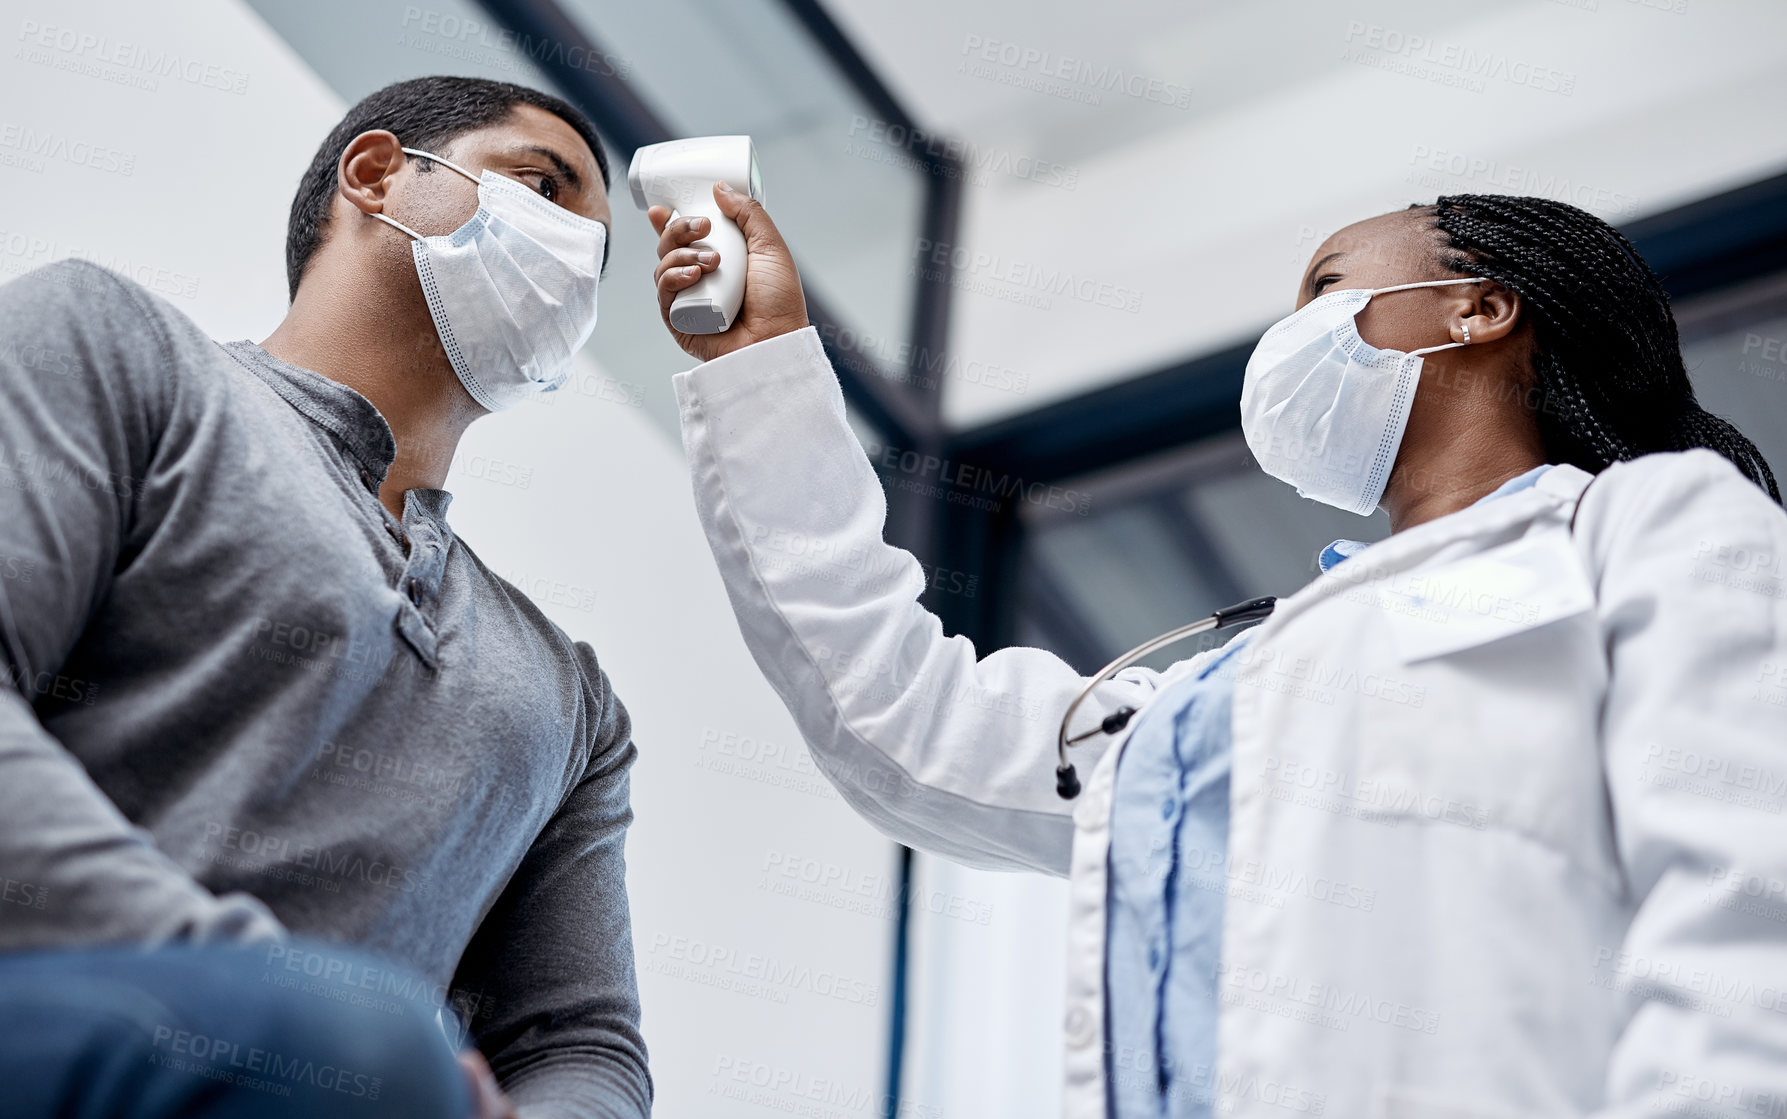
[1054,596,1277,799]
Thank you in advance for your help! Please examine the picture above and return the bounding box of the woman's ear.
[1452,281,1521,346]
[337,130,407,217]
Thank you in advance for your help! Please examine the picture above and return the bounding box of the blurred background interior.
[6,0,1786,1114]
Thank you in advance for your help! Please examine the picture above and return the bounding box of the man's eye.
[533,174,558,201]
[1313,274,1340,293]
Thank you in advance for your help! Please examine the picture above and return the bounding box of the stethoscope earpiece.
[1055,765,1081,799]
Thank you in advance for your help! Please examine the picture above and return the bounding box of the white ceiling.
[825,0,1787,428]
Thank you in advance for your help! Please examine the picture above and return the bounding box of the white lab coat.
[673,326,1787,1118]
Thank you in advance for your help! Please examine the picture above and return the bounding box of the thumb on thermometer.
[712,180,779,251]
[708,180,809,349]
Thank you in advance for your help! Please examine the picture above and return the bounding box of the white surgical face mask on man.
[1239,276,1485,516]
[368,146,607,412]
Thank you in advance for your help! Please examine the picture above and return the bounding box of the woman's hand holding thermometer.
[640,138,808,362]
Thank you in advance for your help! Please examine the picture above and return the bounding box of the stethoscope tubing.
[1054,595,1277,799]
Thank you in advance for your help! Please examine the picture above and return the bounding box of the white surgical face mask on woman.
[1239,276,1485,516]
[369,146,607,412]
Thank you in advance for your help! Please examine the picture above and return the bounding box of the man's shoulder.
[454,536,592,654]
[0,258,221,389]
[4,257,176,326]
[451,537,627,720]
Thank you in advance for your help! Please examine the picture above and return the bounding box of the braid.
[1670,408,1779,494]
[1425,194,1781,503]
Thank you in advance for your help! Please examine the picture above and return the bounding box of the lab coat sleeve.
[673,326,1168,875]
[1584,449,1787,1114]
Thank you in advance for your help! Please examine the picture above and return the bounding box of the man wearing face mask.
[0,77,645,1119]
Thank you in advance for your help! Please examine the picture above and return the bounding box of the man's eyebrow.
[508,143,585,193]
[1304,250,1345,287]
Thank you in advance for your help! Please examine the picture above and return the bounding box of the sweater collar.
[221,340,398,486]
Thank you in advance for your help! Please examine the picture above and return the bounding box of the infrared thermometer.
[628,135,762,334]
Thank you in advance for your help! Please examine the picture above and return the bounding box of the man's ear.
[1450,280,1521,346]
[337,130,407,217]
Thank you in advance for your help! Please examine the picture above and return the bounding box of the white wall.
[0,0,331,339]
[899,854,1068,1119]
[0,1,895,1114]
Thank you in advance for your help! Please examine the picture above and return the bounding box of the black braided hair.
[1420,194,1780,503]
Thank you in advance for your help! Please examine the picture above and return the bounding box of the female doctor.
[649,186,1787,1119]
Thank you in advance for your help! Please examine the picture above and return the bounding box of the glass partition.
[557,0,927,374]
[1014,431,1392,674]
[1679,272,1787,481]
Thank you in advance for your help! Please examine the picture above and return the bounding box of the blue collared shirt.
[1103,465,1554,1117]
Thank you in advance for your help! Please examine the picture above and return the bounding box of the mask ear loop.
[1368,276,1486,296]
[399,146,482,185]
[369,212,424,241]
[1367,276,1485,357]
[1409,338,1466,357]
[367,146,485,241]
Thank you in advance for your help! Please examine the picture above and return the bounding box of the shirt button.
[1161,797,1176,820]
[1148,944,1162,971]
[1063,1004,1094,1048]
[405,577,421,604]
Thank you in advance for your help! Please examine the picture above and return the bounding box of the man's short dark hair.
[285,76,609,299]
